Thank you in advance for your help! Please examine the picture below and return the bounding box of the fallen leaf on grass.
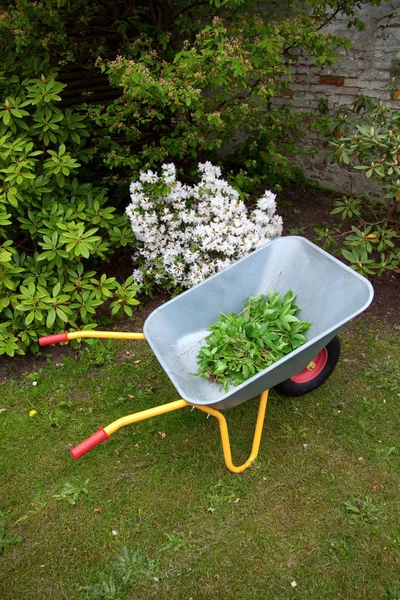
[133,360,141,364]
[94,507,103,513]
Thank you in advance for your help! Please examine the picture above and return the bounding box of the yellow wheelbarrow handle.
[70,392,269,474]
[39,330,269,473]
[39,331,146,345]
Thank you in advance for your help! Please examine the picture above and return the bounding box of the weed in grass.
[158,531,191,552]
[53,479,89,505]
[0,510,22,554]
[81,339,117,367]
[343,496,383,523]
[15,493,48,525]
[206,481,237,512]
[47,400,74,428]
[364,357,400,395]
[113,546,161,583]
[80,573,121,600]
[24,369,44,382]
[279,423,308,441]
[81,547,161,599]
[131,508,155,535]
[383,583,400,600]
[328,535,352,560]
[387,535,400,559]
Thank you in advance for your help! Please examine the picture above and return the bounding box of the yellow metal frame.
[103,391,269,474]
[194,391,269,473]
[67,330,269,473]
[66,331,146,342]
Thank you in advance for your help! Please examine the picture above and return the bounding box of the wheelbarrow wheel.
[275,336,341,397]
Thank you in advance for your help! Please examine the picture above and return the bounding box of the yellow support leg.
[194,390,269,473]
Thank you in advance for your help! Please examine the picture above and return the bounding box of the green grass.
[1,319,400,600]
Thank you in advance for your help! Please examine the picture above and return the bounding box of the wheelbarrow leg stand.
[70,390,269,474]
[194,390,269,474]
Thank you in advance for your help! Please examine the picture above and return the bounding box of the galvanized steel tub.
[144,236,374,410]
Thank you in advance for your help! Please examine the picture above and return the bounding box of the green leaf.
[25,311,35,326]
[46,308,56,329]
[56,308,69,323]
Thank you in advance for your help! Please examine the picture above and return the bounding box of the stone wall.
[285,0,400,198]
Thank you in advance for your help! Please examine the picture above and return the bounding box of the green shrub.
[0,73,139,356]
[85,4,355,185]
[328,97,400,216]
[320,97,400,276]
[0,1,382,193]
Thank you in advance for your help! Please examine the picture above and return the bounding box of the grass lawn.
[1,317,399,600]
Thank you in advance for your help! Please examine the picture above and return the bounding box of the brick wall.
[286,0,400,198]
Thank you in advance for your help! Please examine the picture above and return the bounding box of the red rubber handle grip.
[39,333,69,346]
[70,428,109,459]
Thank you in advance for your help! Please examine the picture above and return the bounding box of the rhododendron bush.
[126,163,282,292]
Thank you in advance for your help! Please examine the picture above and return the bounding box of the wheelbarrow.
[39,237,373,473]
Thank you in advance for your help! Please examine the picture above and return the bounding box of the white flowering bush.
[126,162,283,292]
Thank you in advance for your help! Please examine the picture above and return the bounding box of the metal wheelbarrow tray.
[40,237,374,473]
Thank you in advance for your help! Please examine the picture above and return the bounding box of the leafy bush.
[328,98,400,216]
[318,97,400,276]
[315,197,399,277]
[89,5,352,179]
[67,0,373,190]
[0,73,139,356]
[126,162,283,293]
[1,1,385,193]
[196,290,311,391]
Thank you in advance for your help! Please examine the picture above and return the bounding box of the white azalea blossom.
[126,162,283,291]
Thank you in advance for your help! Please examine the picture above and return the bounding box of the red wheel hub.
[290,348,328,383]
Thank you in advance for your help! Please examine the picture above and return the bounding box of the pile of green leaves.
[196,290,311,391]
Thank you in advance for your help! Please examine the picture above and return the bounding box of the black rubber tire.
[275,336,341,397]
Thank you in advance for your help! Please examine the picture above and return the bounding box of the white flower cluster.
[126,162,283,291]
